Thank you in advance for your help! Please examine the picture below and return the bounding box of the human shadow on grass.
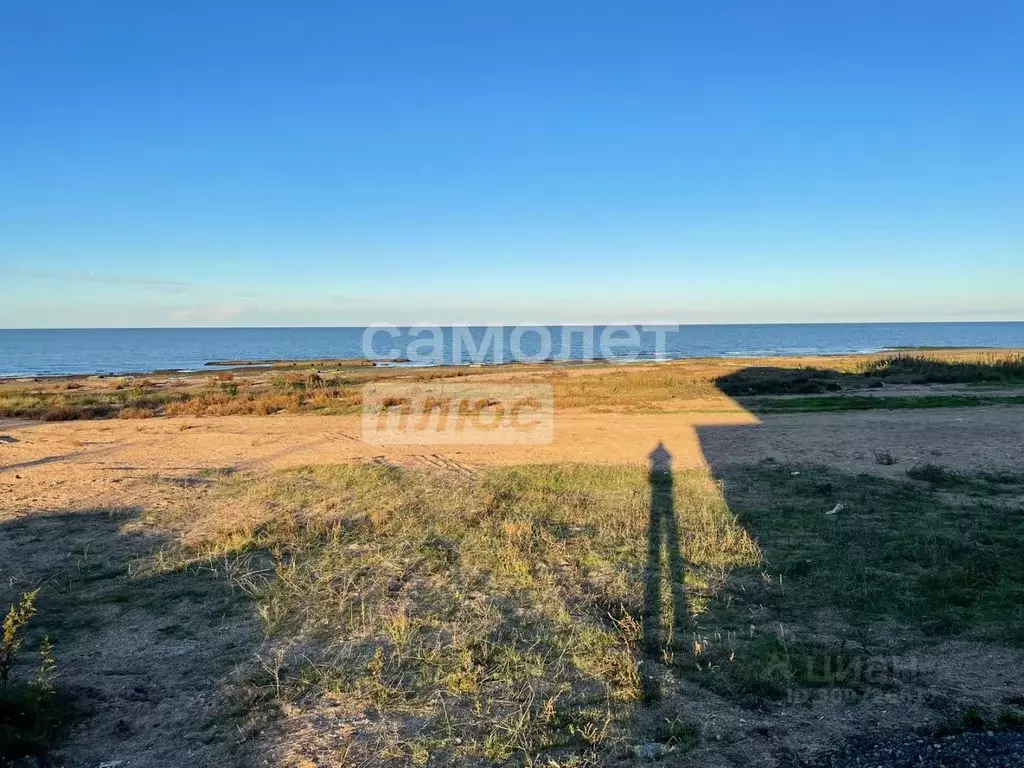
[643,442,686,660]
[0,507,260,767]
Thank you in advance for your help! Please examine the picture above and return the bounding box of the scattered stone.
[633,742,669,760]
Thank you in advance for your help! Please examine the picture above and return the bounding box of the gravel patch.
[822,730,1024,767]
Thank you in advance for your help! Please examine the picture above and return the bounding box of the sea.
[1,323,1023,378]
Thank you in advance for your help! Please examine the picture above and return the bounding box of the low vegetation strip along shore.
[2,351,1023,421]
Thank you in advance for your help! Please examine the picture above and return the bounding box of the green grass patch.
[717,464,1024,642]
[906,463,1024,493]
[683,464,1024,703]
[865,353,1024,385]
[0,387,186,420]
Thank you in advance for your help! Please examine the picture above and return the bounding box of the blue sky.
[1,1,1022,327]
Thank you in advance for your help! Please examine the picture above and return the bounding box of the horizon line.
[4,319,1024,332]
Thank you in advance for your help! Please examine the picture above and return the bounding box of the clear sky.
[1,1,1022,328]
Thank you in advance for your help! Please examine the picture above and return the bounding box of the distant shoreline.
[3,345,1023,382]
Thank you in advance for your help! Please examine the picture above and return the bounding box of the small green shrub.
[1,592,64,765]
[874,450,897,466]
[1,593,37,687]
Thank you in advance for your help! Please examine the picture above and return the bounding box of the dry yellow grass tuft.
[118,406,155,419]
[552,367,721,410]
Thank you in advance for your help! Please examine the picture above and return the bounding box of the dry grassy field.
[2,352,1023,767]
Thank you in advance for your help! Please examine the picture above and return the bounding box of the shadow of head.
[648,441,673,474]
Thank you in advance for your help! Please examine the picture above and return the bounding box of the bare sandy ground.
[3,405,1023,517]
[698,405,1024,476]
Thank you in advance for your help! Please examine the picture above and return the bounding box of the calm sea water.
[1,323,1023,377]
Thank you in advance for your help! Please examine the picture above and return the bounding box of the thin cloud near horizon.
[3,268,194,293]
